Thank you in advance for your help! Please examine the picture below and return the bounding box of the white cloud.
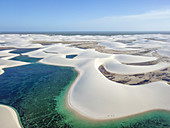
[124,9,170,20]
[82,9,170,31]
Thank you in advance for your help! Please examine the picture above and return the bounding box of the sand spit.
[0,58,30,75]
[0,68,4,75]
[0,50,18,58]
[0,105,22,128]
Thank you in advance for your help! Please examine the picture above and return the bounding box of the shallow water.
[0,55,170,128]
[10,55,42,63]
[0,63,77,128]
[57,83,170,128]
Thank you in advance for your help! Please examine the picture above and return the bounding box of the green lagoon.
[0,55,170,128]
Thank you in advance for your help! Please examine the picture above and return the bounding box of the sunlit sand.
[0,34,170,127]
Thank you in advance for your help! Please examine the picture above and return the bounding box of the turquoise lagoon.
[0,55,170,128]
[9,48,40,54]
[10,55,42,63]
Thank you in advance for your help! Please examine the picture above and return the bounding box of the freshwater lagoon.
[0,55,169,127]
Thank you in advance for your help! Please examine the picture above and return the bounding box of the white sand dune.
[68,60,170,119]
[0,105,22,128]
[0,50,18,58]
[0,58,29,67]
[99,42,141,51]
[44,44,85,55]
[0,68,4,75]
[158,48,170,57]
[40,44,170,120]
[114,54,157,63]
[23,48,53,58]
[104,60,169,74]
[0,58,30,76]
[0,34,170,126]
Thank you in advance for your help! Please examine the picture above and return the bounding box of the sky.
[0,0,170,31]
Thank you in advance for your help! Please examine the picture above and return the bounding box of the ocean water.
[0,52,170,128]
[1,31,170,35]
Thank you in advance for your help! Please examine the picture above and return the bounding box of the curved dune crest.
[0,105,22,128]
[99,65,170,85]
[68,59,170,120]
[104,60,169,74]
[114,54,157,63]
[39,44,170,120]
[0,34,170,122]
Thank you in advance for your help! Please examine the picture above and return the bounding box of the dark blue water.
[1,31,170,36]
[66,54,77,59]
[0,57,78,127]
[0,51,170,128]
[10,48,40,54]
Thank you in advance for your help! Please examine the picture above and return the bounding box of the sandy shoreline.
[23,35,170,120]
[65,68,170,122]
[0,34,170,126]
[0,104,22,128]
[65,62,170,120]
